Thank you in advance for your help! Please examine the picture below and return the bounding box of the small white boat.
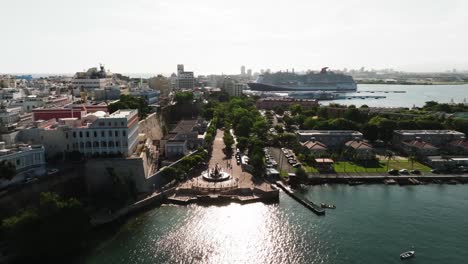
[400,250,415,260]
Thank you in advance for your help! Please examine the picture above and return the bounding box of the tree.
[235,116,253,137]
[344,107,361,122]
[295,167,308,181]
[174,91,194,105]
[362,123,379,142]
[303,116,318,129]
[385,151,394,171]
[223,130,234,152]
[1,192,90,262]
[0,160,16,180]
[408,155,416,169]
[317,106,328,119]
[109,94,151,119]
[160,167,178,182]
[237,137,249,152]
[289,104,303,115]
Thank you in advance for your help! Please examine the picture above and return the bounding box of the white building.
[19,109,140,158]
[0,143,46,188]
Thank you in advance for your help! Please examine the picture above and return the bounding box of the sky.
[1,0,467,75]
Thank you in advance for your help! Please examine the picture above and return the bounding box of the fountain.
[202,163,231,182]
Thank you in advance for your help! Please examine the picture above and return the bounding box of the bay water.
[80,185,468,264]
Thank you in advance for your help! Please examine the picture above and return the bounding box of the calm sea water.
[80,185,468,264]
[322,84,468,107]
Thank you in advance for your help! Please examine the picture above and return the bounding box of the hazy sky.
[1,0,467,75]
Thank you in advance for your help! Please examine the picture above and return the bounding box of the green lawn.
[303,165,319,173]
[304,159,432,173]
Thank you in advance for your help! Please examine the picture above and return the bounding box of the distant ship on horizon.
[247,67,357,92]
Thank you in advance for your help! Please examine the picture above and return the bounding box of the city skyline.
[1,0,467,74]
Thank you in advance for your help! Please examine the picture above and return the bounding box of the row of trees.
[159,150,209,183]
[279,103,468,142]
[204,96,269,176]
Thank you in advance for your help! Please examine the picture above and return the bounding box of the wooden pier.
[275,181,325,215]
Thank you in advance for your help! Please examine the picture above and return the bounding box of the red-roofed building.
[448,138,468,155]
[345,139,375,160]
[32,105,108,121]
[301,138,328,156]
[401,137,439,157]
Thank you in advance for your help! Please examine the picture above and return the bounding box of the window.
[16,159,20,166]
[86,142,91,147]
[86,131,89,138]
[79,131,83,138]
[80,142,84,148]
[65,133,69,139]
[121,122,124,126]
[123,131,126,137]
[109,141,114,147]
[116,141,120,147]
[108,122,111,126]
[101,141,107,147]
[93,141,99,147]
[101,131,105,137]
[108,131,112,137]
[73,132,76,138]
[115,131,119,136]
[94,131,97,137]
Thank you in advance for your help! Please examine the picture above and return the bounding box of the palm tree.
[408,155,416,170]
[385,151,394,171]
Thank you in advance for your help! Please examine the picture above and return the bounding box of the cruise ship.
[247,67,357,92]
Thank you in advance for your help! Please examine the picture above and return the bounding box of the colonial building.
[448,138,468,155]
[301,138,328,156]
[297,130,363,149]
[393,130,465,148]
[344,139,375,160]
[161,119,207,159]
[19,109,139,158]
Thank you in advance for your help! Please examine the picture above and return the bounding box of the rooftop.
[298,130,363,136]
[402,140,438,149]
[395,130,465,135]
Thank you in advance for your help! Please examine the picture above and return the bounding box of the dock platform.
[276,181,325,216]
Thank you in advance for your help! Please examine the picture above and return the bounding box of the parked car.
[288,159,297,165]
[388,169,399,175]
[47,168,59,175]
[410,169,421,174]
[399,169,409,174]
[431,169,441,174]
[24,177,38,184]
[292,163,302,168]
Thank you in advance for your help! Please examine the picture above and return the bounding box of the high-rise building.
[241,65,246,76]
[247,69,252,77]
[176,64,195,90]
